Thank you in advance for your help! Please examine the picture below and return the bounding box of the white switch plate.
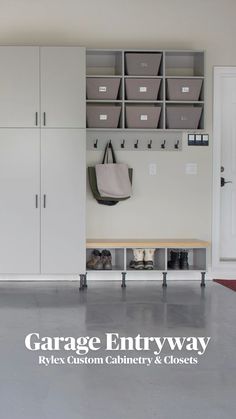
[149,163,157,176]
[185,163,198,175]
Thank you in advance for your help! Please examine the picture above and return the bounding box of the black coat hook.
[134,140,139,149]
[148,140,152,149]
[175,140,179,149]
[121,139,125,149]
[94,139,98,149]
[161,140,166,149]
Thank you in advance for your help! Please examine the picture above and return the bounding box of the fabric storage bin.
[126,105,161,129]
[86,78,121,100]
[166,106,203,129]
[87,105,121,128]
[125,79,161,100]
[166,79,203,101]
[126,53,162,76]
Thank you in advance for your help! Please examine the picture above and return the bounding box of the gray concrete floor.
[0,280,235,419]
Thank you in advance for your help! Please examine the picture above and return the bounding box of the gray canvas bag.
[95,142,132,199]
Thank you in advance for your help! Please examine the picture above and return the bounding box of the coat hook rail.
[88,134,183,151]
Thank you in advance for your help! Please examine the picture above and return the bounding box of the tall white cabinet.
[0,46,86,275]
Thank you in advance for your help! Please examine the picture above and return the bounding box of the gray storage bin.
[166,106,202,129]
[87,105,121,128]
[126,53,162,76]
[167,79,203,101]
[125,78,161,100]
[86,78,121,100]
[126,105,161,129]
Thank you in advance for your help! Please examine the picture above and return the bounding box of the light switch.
[185,163,198,175]
[149,163,157,176]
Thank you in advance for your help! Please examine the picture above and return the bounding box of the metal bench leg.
[201,272,206,287]
[79,274,85,291]
[121,272,127,288]
[162,272,167,287]
[83,273,88,288]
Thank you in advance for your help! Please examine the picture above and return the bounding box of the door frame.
[212,66,236,276]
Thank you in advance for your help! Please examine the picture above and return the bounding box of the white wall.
[1,0,236,241]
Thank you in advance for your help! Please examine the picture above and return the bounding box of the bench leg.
[121,272,127,288]
[79,274,86,291]
[83,273,88,288]
[201,272,206,287]
[162,272,167,287]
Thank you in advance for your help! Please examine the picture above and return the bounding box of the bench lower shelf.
[82,238,210,290]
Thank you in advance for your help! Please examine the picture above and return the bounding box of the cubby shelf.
[86,49,205,132]
[82,239,210,289]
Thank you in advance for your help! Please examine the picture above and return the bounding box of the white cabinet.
[0,130,40,273]
[0,47,39,128]
[41,47,85,128]
[41,129,86,274]
[0,46,86,275]
[0,46,85,129]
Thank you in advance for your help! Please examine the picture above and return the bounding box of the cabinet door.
[41,129,86,274]
[0,47,39,127]
[0,130,40,273]
[40,47,85,128]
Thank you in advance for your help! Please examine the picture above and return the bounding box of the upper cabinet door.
[40,47,86,128]
[0,47,39,127]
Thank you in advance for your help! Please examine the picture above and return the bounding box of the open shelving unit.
[86,49,205,133]
[80,239,210,290]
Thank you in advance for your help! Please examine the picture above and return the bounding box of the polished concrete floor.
[0,280,235,419]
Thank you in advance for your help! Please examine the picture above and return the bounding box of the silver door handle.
[35,112,38,126]
[43,194,46,208]
[43,112,46,126]
[35,194,38,208]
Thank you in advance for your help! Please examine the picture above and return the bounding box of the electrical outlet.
[185,163,198,175]
[149,163,157,176]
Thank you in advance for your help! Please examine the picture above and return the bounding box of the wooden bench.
[81,239,210,290]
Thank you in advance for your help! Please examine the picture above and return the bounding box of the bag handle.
[102,141,117,164]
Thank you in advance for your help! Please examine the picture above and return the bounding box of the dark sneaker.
[129,260,135,269]
[179,251,189,270]
[144,260,154,270]
[168,250,180,270]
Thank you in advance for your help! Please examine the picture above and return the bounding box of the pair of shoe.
[168,250,189,270]
[86,249,112,270]
[130,248,156,270]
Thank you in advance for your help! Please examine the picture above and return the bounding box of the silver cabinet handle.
[43,194,46,208]
[35,112,38,126]
[43,112,46,126]
[35,194,38,208]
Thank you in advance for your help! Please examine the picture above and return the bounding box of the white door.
[0,47,39,127]
[41,129,86,274]
[0,130,40,273]
[40,47,86,128]
[213,67,236,273]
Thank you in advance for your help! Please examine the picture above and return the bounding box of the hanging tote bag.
[88,142,133,206]
[95,142,132,199]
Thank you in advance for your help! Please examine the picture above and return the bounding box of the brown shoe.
[101,250,112,270]
[86,250,103,270]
